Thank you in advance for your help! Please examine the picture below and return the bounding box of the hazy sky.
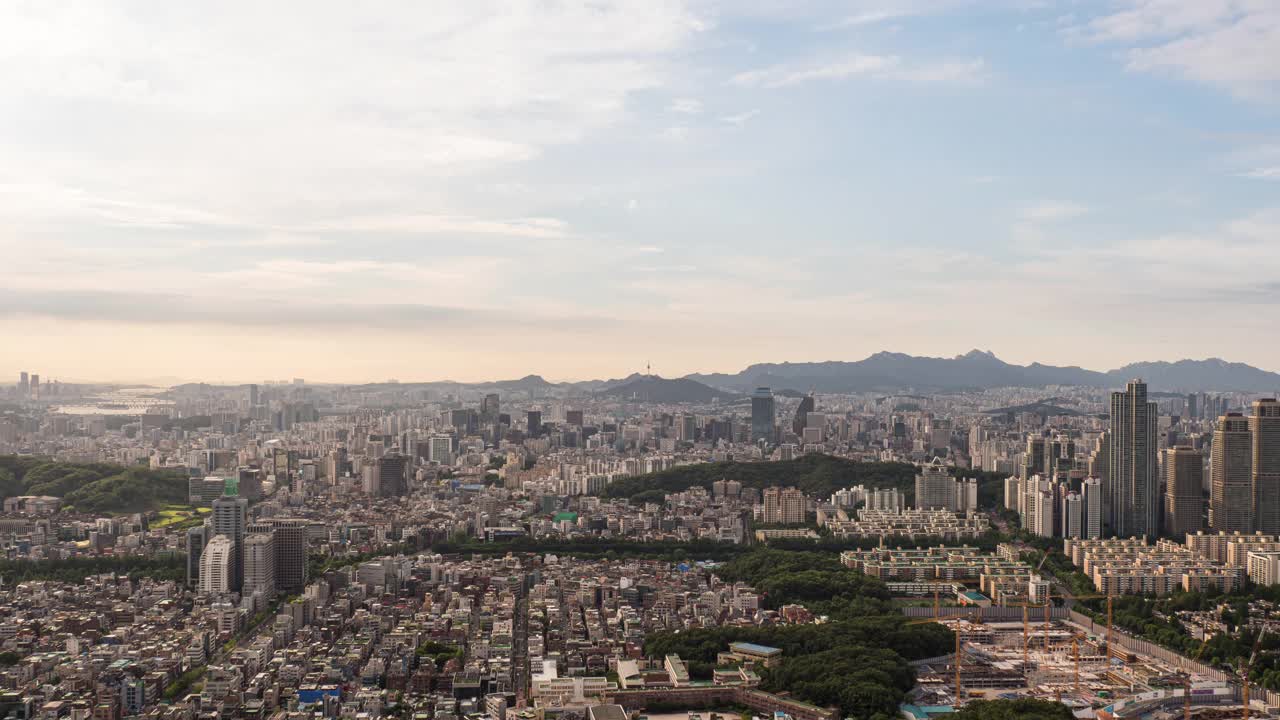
[3,0,1279,384]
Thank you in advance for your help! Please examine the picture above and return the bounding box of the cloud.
[1075,0,1280,102]
[0,1,709,231]
[659,126,691,142]
[828,10,918,28]
[293,214,572,239]
[730,54,986,88]
[722,109,761,126]
[1019,201,1091,222]
[0,288,606,332]
[1240,166,1280,180]
[669,98,703,114]
[731,54,899,88]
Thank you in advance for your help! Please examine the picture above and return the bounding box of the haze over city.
[3,1,1280,383]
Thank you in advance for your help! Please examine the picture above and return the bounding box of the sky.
[2,0,1279,384]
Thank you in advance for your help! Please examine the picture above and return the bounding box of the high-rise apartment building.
[1164,446,1204,538]
[762,486,806,524]
[1252,399,1280,535]
[1031,489,1055,538]
[1003,476,1021,514]
[750,388,775,444]
[955,478,978,513]
[1109,380,1158,539]
[914,459,954,510]
[199,535,234,595]
[1063,492,1083,539]
[1082,477,1103,539]
[243,533,276,600]
[1211,413,1253,533]
[211,496,248,591]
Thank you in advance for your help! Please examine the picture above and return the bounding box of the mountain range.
[168,351,1280,401]
[685,351,1280,394]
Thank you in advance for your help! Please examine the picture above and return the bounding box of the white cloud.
[669,98,703,114]
[1241,166,1280,180]
[1019,201,1091,222]
[290,214,572,240]
[825,10,918,29]
[722,109,761,126]
[1076,0,1280,102]
[0,1,709,229]
[731,54,899,88]
[730,53,986,88]
[896,58,987,84]
[659,126,691,142]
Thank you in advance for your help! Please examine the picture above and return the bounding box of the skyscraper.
[481,393,500,422]
[243,533,276,600]
[526,410,542,438]
[1252,398,1280,535]
[186,525,207,587]
[199,535,234,595]
[792,394,815,438]
[1082,477,1103,539]
[1211,412,1253,533]
[269,518,309,595]
[914,459,955,510]
[1109,380,1158,539]
[1063,492,1083,539]
[1022,436,1047,481]
[375,454,408,497]
[1163,446,1204,537]
[750,387,775,444]
[211,495,248,591]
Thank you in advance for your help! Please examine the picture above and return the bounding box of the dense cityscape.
[2,366,1279,720]
[5,1,1279,719]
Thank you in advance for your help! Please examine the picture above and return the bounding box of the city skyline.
[3,1,1280,382]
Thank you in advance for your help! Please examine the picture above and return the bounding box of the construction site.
[900,606,1274,720]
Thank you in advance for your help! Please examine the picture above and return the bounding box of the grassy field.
[152,505,210,530]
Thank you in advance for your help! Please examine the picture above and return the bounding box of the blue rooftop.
[730,642,782,656]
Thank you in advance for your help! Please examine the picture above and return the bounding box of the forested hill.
[0,455,189,514]
[601,453,1008,508]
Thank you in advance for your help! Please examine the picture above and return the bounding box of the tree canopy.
[0,455,189,513]
[644,548,952,719]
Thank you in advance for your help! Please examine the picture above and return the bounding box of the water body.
[51,387,174,416]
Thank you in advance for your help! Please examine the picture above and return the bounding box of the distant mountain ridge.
[686,351,1280,393]
[164,352,1280,397]
[596,375,736,403]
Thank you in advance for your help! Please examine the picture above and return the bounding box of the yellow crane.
[1239,628,1267,720]
[904,615,968,705]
